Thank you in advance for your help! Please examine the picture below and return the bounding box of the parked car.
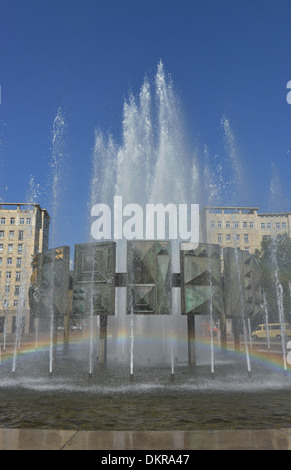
[252,323,291,341]
[70,325,82,331]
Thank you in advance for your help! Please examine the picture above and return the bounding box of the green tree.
[254,234,291,325]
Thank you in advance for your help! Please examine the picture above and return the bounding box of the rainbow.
[0,332,290,377]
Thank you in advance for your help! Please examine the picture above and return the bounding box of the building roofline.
[0,203,50,217]
[203,206,260,210]
[202,206,291,219]
[258,212,288,216]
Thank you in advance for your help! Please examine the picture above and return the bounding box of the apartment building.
[200,206,291,253]
[0,203,49,335]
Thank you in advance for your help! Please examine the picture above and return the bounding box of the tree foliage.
[254,234,291,325]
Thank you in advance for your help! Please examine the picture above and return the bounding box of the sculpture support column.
[233,317,241,351]
[98,315,107,367]
[187,314,196,368]
[220,311,227,350]
[63,315,70,350]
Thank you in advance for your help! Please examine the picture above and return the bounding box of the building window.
[226,234,231,241]
[226,221,230,228]
[3,300,9,308]
[0,218,5,224]
[244,234,249,244]
[13,300,18,307]
[14,286,20,295]
[26,218,31,225]
[17,244,23,254]
[276,223,280,229]
[249,222,254,228]
[15,272,21,282]
[218,234,222,243]
[0,244,3,252]
[7,258,12,266]
[8,244,13,252]
[217,221,222,228]
[267,223,271,229]
[9,230,14,238]
[234,234,240,241]
[243,222,247,228]
[210,220,215,228]
[0,231,4,238]
[282,222,287,229]
[16,258,21,268]
[0,258,2,266]
[18,230,24,241]
[10,218,15,225]
[261,223,265,229]
[19,217,24,225]
[234,222,239,228]
[6,271,11,280]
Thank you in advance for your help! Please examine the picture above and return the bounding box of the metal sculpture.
[29,246,70,319]
[127,240,172,315]
[72,242,116,317]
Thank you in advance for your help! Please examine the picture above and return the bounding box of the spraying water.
[247,318,253,349]
[233,247,252,376]
[89,62,198,368]
[221,115,246,204]
[203,144,229,206]
[48,108,66,375]
[262,289,271,349]
[271,239,287,371]
[12,178,41,372]
[130,304,134,379]
[2,288,9,351]
[88,287,94,377]
[209,276,215,376]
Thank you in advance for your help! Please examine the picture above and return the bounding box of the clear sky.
[0,0,291,251]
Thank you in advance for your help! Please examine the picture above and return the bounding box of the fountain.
[0,63,291,433]
[270,238,288,372]
[262,289,271,349]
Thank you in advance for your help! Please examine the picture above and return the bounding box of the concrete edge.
[0,428,291,450]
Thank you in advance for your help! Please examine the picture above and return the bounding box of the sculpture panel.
[223,247,262,318]
[127,240,172,314]
[72,242,116,316]
[180,243,223,316]
[29,246,70,318]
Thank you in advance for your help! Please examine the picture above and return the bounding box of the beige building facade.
[0,203,49,335]
[200,206,291,253]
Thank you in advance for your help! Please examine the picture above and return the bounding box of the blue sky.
[0,0,291,250]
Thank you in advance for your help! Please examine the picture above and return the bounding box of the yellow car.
[252,323,291,341]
